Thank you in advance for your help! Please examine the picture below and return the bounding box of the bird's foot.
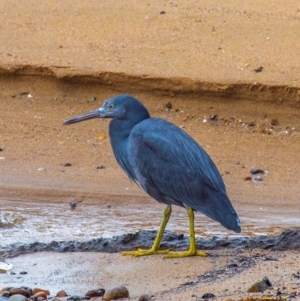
[121,248,169,257]
[164,250,208,258]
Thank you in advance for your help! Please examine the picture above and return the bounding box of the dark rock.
[250,168,264,175]
[254,66,263,72]
[165,102,172,109]
[64,163,72,167]
[209,115,218,121]
[96,165,105,170]
[1,229,300,259]
[19,271,27,275]
[201,293,215,299]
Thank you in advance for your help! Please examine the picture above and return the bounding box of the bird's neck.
[108,119,136,181]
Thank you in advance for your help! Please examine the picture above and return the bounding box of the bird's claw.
[163,250,208,258]
[121,248,169,257]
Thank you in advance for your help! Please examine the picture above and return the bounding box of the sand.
[1,1,300,300]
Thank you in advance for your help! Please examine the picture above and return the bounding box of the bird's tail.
[195,192,241,233]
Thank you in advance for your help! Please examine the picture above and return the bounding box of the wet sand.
[1,1,300,300]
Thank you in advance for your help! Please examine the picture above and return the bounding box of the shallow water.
[1,199,299,247]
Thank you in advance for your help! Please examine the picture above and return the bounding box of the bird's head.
[63,94,150,125]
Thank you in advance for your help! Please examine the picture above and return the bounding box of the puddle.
[1,199,298,248]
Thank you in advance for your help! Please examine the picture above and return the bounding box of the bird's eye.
[109,104,114,110]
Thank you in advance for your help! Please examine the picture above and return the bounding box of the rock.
[103,285,129,301]
[10,289,30,298]
[34,292,47,300]
[19,271,27,275]
[138,294,151,301]
[85,289,105,298]
[247,276,272,293]
[250,168,264,175]
[32,289,49,296]
[0,296,9,301]
[56,290,68,297]
[201,293,215,299]
[8,295,28,301]
[252,176,263,182]
[1,291,10,298]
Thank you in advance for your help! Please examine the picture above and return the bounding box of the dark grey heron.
[63,95,241,258]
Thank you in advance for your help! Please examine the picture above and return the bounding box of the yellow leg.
[122,205,172,256]
[165,207,208,258]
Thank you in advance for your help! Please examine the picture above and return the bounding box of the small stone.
[138,294,151,301]
[254,66,263,73]
[34,292,47,300]
[250,168,264,175]
[56,290,68,297]
[19,271,27,275]
[0,148,3,151]
[85,289,105,298]
[9,295,28,301]
[64,163,72,167]
[271,118,279,126]
[201,293,215,299]
[96,165,105,170]
[32,289,49,296]
[252,176,263,182]
[247,277,272,293]
[165,102,172,109]
[69,202,77,209]
[103,285,129,301]
[10,289,30,298]
[209,115,218,121]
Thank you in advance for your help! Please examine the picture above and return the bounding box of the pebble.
[56,290,68,297]
[103,285,129,301]
[250,168,264,175]
[138,294,151,301]
[32,289,49,296]
[247,276,272,293]
[201,293,215,299]
[85,289,105,298]
[10,289,30,298]
[34,292,47,300]
[252,176,263,182]
[8,295,28,301]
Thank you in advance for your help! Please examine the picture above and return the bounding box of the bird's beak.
[63,108,104,125]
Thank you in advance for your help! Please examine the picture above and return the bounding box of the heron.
[63,95,241,258]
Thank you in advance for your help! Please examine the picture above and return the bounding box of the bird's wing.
[129,118,227,203]
[128,119,240,231]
